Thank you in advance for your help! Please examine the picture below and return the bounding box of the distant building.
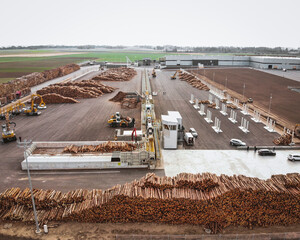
[165,55,300,70]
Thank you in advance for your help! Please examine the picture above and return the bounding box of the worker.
[247,146,249,151]
[254,146,257,152]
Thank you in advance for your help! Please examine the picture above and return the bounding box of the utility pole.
[225,75,228,91]
[17,139,41,234]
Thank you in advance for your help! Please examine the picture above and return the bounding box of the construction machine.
[108,112,135,128]
[23,94,46,116]
[152,69,156,78]
[171,70,179,80]
[2,113,16,143]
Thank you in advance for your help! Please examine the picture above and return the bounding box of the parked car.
[230,139,246,146]
[288,154,300,162]
[258,149,276,156]
[189,128,198,138]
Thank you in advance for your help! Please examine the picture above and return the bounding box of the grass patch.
[0,78,14,84]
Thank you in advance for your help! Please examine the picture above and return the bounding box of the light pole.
[17,139,41,234]
[225,76,228,91]
[213,72,215,82]
[268,93,273,116]
[242,83,246,102]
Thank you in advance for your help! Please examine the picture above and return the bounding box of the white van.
[184,132,194,146]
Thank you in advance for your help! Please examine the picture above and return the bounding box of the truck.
[184,132,194,146]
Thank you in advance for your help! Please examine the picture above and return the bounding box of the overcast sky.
[1,0,299,48]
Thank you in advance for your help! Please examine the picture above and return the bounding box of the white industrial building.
[165,55,300,70]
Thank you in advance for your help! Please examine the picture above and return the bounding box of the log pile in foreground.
[63,141,137,153]
[92,67,137,82]
[36,80,116,104]
[273,133,292,145]
[179,72,210,91]
[0,64,80,99]
[0,173,299,234]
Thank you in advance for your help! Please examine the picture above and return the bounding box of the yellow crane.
[171,70,179,80]
[23,94,46,116]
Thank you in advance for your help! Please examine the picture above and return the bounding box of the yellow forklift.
[108,112,135,128]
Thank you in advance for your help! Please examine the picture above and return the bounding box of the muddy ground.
[191,68,300,129]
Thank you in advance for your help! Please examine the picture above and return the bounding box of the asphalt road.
[0,68,165,192]
[152,69,280,149]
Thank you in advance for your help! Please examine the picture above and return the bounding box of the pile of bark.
[0,173,299,234]
[109,91,127,102]
[121,98,138,109]
[36,80,116,104]
[273,133,292,145]
[63,141,137,154]
[0,64,80,99]
[179,72,210,91]
[92,68,136,82]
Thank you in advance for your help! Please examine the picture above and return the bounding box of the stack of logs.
[35,80,116,104]
[92,68,136,82]
[0,173,299,234]
[63,141,137,154]
[273,133,292,145]
[178,72,210,91]
[0,64,80,100]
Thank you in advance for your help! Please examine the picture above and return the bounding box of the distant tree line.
[0,45,299,55]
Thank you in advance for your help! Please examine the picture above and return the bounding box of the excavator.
[171,70,179,80]
[23,94,46,116]
[152,69,156,78]
[2,113,16,143]
[108,112,135,128]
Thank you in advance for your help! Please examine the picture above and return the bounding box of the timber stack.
[178,72,210,91]
[273,133,292,145]
[63,141,137,153]
[35,80,116,104]
[0,64,80,101]
[0,173,299,233]
[92,68,136,81]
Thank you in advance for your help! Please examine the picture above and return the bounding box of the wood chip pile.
[92,68,137,82]
[179,72,210,91]
[0,64,80,99]
[273,133,292,145]
[36,80,116,104]
[63,141,137,154]
[0,173,299,233]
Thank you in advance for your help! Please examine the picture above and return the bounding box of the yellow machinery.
[108,112,135,128]
[152,69,156,78]
[23,94,46,116]
[2,113,16,143]
[171,70,179,80]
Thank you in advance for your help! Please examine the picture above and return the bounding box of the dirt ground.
[0,221,299,240]
[191,68,300,129]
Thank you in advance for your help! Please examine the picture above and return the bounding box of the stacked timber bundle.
[0,64,80,99]
[179,72,210,91]
[227,103,237,109]
[63,141,137,153]
[0,173,300,234]
[92,67,136,82]
[36,80,116,104]
[208,103,216,109]
[273,133,292,145]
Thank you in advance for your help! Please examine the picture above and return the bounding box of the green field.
[0,50,171,83]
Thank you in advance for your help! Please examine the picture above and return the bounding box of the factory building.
[165,55,300,70]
